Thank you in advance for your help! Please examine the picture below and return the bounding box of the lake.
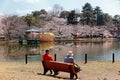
[0,40,120,62]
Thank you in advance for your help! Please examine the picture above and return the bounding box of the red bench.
[42,60,80,79]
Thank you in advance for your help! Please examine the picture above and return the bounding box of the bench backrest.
[42,61,76,74]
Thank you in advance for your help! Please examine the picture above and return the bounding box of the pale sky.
[0,0,120,16]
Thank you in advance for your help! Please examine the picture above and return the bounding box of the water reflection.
[0,41,120,62]
[0,43,26,61]
[39,42,55,50]
[53,41,120,61]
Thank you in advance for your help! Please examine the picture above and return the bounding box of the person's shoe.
[54,72,59,75]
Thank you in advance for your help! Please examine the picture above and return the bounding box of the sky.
[0,0,120,17]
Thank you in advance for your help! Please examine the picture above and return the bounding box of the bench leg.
[70,73,74,79]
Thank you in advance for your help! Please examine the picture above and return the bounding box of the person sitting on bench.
[42,49,59,75]
[64,51,81,72]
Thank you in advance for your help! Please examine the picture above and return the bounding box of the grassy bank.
[0,61,120,80]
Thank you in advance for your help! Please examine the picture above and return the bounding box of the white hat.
[68,51,73,53]
[68,51,73,56]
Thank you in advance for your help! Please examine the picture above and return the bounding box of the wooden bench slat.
[44,61,74,72]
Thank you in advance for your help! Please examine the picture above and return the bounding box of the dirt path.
[0,61,120,80]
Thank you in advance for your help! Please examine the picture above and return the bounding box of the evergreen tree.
[98,14,105,26]
[103,13,112,26]
[60,11,69,19]
[67,10,78,24]
[82,3,94,25]
[113,15,120,29]
[93,6,103,26]
[22,14,37,28]
[32,9,47,17]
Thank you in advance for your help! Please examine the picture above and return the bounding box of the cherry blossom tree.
[2,15,27,40]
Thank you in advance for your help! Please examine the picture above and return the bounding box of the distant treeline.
[1,3,120,40]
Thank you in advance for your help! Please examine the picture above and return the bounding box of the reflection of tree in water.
[3,42,55,59]
[39,42,55,50]
[4,44,26,59]
[79,41,113,55]
[112,41,120,50]
[0,41,118,61]
[102,41,113,51]
[0,45,7,59]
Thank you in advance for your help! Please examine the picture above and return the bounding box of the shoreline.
[0,38,117,45]
[0,61,120,80]
[55,38,115,42]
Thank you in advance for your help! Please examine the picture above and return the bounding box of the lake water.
[0,40,120,62]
